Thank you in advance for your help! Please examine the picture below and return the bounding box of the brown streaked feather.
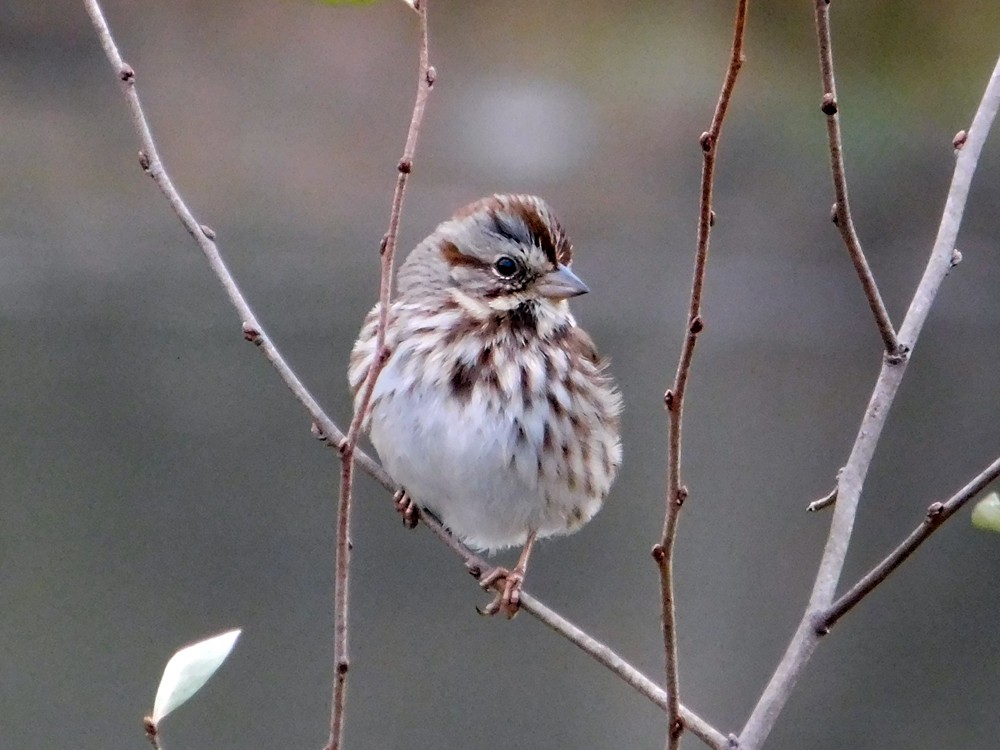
[453,194,574,266]
[515,202,561,266]
[349,193,622,553]
[440,239,484,269]
[563,325,602,366]
[449,360,475,402]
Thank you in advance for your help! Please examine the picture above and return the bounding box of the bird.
[349,194,622,617]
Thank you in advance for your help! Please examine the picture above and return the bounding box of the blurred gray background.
[2,1,1000,748]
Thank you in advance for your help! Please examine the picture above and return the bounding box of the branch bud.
[242,322,262,345]
[663,389,675,410]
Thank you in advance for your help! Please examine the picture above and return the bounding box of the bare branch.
[80,0,341,449]
[414,507,731,750]
[806,486,837,513]
[813,0,900,354]
[142,717,161,750]
[344,1,433,451]
[739,50,1000,750]
[820,454,1000,632]
[329,2,433,747]
[81,4,727,746]
[656,2,749,748]
[316,434,730,749]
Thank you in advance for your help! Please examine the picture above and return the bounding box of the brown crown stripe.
[514,201,561,266]
[440,239,484,268]
[451,195,574,265]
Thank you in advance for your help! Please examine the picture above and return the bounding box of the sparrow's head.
[398,194,589,318]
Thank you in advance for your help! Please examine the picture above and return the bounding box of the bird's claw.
[393,489,419,529]
[477,566,524,619]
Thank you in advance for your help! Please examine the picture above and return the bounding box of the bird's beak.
[535,264,590,300]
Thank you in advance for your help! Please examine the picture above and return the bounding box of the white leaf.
[151,629,241,723]
[398,0,417,9]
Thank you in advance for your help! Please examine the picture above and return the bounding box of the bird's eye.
[494,256,518,278]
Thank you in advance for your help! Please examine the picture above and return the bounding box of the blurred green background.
[2,1,999,748]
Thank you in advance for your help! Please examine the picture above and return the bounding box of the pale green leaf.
[971,492,1000,534]
[151,629,241,723]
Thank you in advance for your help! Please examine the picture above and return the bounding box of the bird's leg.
[393,488,419,529]
[478,530,537,619]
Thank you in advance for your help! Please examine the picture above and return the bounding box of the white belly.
[368,365,599,552]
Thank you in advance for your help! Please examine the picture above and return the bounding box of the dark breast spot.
[507,302,537,333]
[546,391,564,417]
[542,422,553,450]
[478,346,494,368]
[514,419,528,445]
[450,361,475,402]
[519,365,531,391]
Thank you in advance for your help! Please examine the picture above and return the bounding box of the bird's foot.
[477,566,524,619]
[393,489,419,529]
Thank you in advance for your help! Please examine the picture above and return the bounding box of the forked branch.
[820,454,1000,632]
[739,50,1000,750]
[655,2,749,748]
[814,0,899,354]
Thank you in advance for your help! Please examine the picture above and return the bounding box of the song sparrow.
[349,194,622,617]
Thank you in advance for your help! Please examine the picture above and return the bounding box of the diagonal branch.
[410,503,731,750]
[820,454,1000,632]
[80,0,334,436]
[813,0,899,354]
[739,50,1000,750]
[80,3,727,748]
[330,2,433,748]
[655,2,749,749]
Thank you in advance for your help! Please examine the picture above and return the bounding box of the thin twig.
[806,486,837,513]
[655,2,748,748]
[739,51,1000,750]
[81,3,727,746]
[142,718,161,750]
[329,2,433,748]
[414,507,730,750]
[814,0,899,354]
[344,0,433,450]
[80,0,338,446]
[820,454,1000,632]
